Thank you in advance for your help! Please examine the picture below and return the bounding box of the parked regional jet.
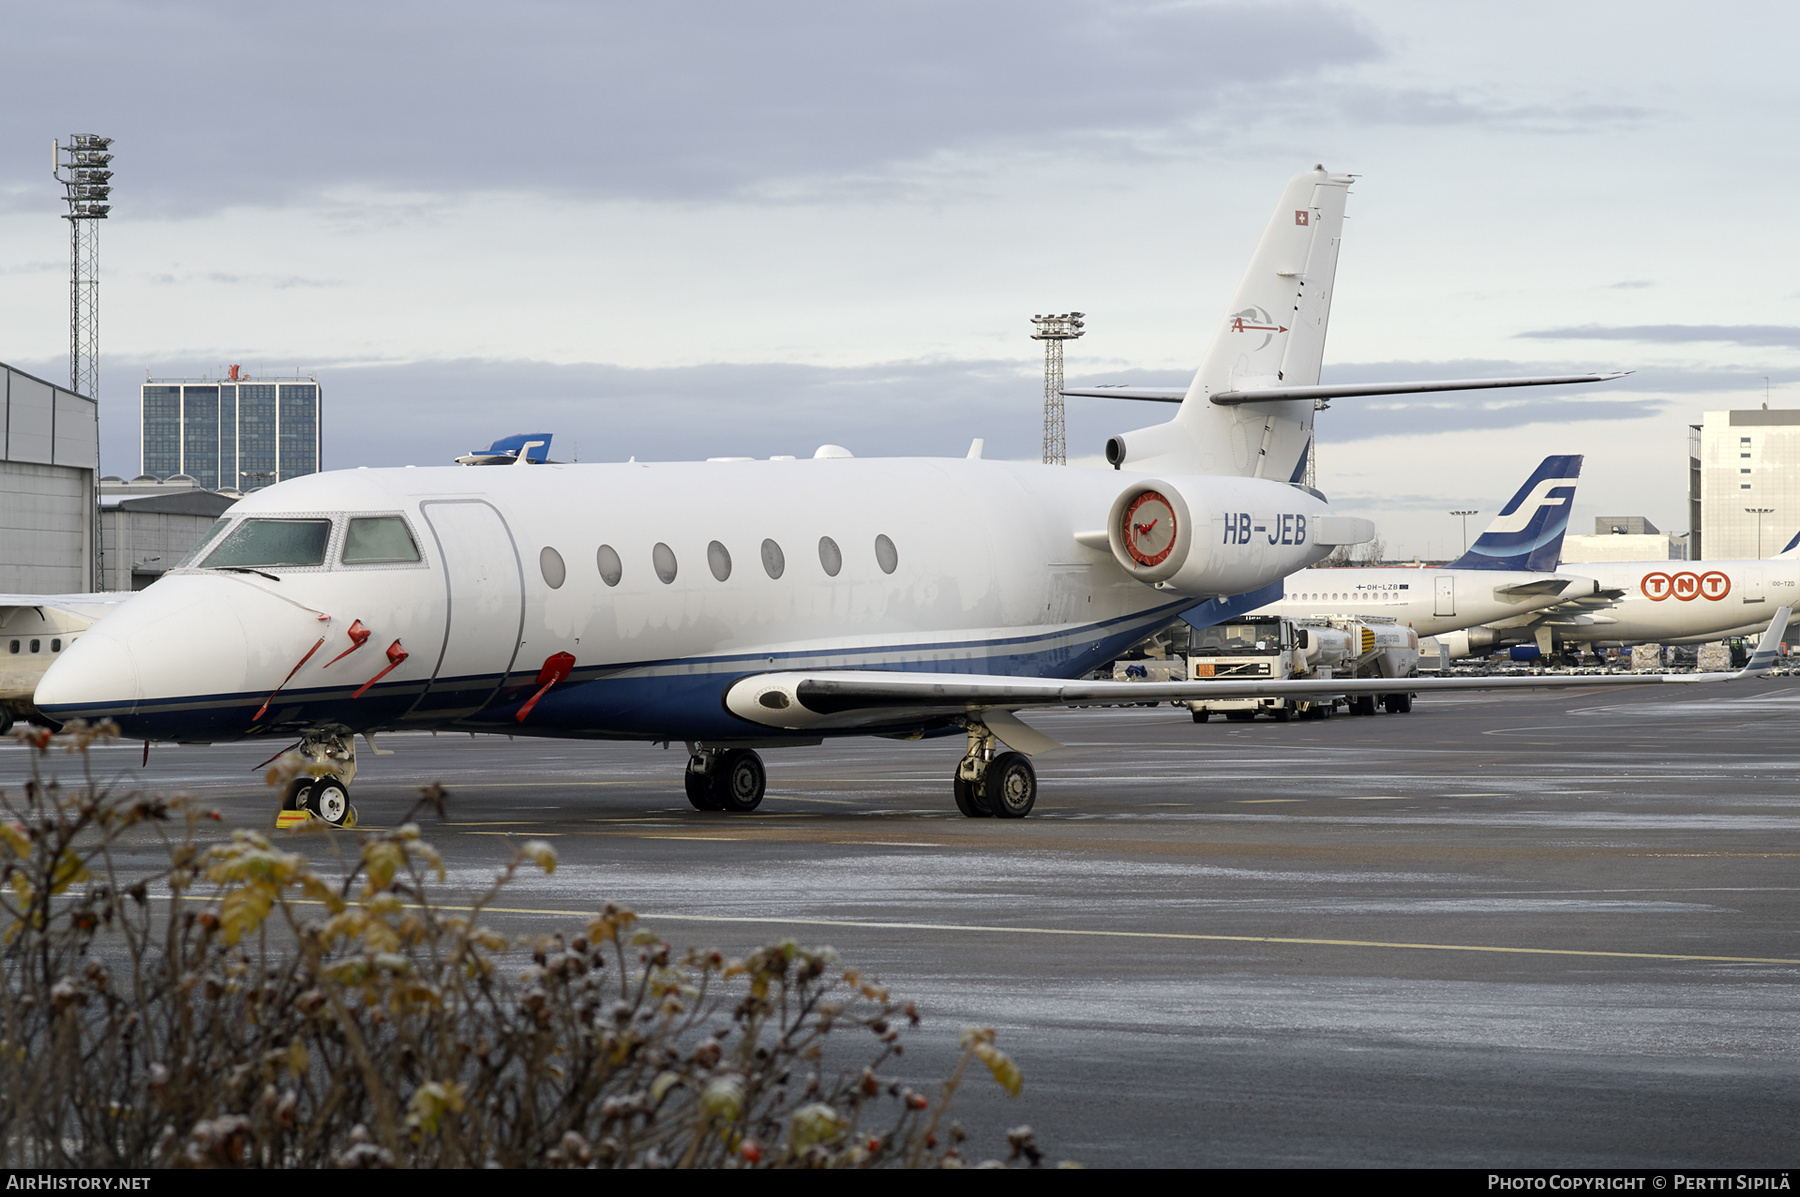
[1179,455,1600,634]
[0,594,127,731]
[35,168,1734,822]
[1446,531,1800,658]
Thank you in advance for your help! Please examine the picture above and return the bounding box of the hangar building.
[0,361,98,592]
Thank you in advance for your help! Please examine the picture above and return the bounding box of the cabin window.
[342,517,422,564]
[30,640,40,654]
[7,641,16,654]
[874,534,898,574]
[204,518,332,569]
[596,545,623,587]
[707,540,732,582]
[174,518,233,568]
[653,542,678,585]
[50,639,61,652]
[818,536,842,577]
[540,546,567,589]
[761,539,785,579]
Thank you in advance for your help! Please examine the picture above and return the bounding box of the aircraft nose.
[35,628,142,724]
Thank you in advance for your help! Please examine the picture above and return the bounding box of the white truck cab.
[1184,615,1420,723]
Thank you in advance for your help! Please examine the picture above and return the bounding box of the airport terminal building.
[140,373,320,490]
[1689,408,1800,559]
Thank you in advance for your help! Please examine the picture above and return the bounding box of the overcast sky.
[3,0,1797,558]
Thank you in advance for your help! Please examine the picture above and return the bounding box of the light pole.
[1031,312,1084,465]
[1746,507,1775,557]
[1450,510,1479,555]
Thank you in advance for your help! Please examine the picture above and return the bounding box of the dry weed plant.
[0,721,1052,1168]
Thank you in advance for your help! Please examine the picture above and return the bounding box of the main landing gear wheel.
[1382,694,1414,714]
[304,778,354,827]
[685,749,767,812]
[982,752,1037,819]
[684,761,723,811]
[953,772,991,817]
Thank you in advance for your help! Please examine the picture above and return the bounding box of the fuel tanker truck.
[1183,614,1419,723]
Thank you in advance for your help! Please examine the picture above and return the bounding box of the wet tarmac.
[8,679,1800,1167]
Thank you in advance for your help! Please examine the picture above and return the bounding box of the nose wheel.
[275,727,359,829]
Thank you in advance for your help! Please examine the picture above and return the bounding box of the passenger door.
[405,500,526,721]
[1435,575,1456,617]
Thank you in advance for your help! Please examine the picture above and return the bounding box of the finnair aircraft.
[1183,455,1601,634]
[34,168,1762,823]
[1452,531,1800,658]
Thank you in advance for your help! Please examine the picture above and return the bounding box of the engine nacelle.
[1437,627,1499,659]
[1104,475,1374,599]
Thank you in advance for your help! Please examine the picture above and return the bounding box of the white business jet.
[34,168,1751,822]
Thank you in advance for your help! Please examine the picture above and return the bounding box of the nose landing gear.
[683,747,767,812]
[276,727,359,829]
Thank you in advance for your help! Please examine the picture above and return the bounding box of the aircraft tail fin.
[1446,455,1583,572]
[1772,529,1800,558]
[1104,167,1354,478]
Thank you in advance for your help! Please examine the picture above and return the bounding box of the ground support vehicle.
[1183,615,1419,723]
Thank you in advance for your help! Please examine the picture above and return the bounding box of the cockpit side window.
[341,516,422,565]
[174,518,233,569]
[203,519,333,568]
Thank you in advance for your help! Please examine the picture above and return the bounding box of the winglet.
[1742,606,1790,677]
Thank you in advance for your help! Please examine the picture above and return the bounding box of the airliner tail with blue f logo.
[1448,455,1582,572]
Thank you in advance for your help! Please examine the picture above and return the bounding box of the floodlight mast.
[1030,312,1084,465]
[54,134,113,402]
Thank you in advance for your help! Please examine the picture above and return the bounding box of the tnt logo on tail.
[1448,455,1583,572]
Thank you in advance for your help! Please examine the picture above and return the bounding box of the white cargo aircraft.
[1448,533,1800,658]
[34,168,1773,823]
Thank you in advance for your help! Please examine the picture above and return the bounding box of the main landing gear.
[684,746,767,812]
[951,720,1036,819]
[278,726,359,829]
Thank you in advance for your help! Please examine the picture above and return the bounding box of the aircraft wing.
[0,593,130,623]
[1491,577,1586,598]
[726,609,1789,742]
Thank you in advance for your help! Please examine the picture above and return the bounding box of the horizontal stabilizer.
[1062,387,1185,404]
[1066,373,1628,407]
[1210,373,1628,406]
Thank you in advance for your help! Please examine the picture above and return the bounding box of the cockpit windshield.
[202,519,333,569]
[1191,619,1284,656]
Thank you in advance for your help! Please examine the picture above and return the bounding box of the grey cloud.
[47,351,1777,480]
[1606,280,1655,290]
[142,271,345,289]
[0,260,61,276]
[0,1,1381,216]
[1518,325,1800,349]
[1336,87,1655,133]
